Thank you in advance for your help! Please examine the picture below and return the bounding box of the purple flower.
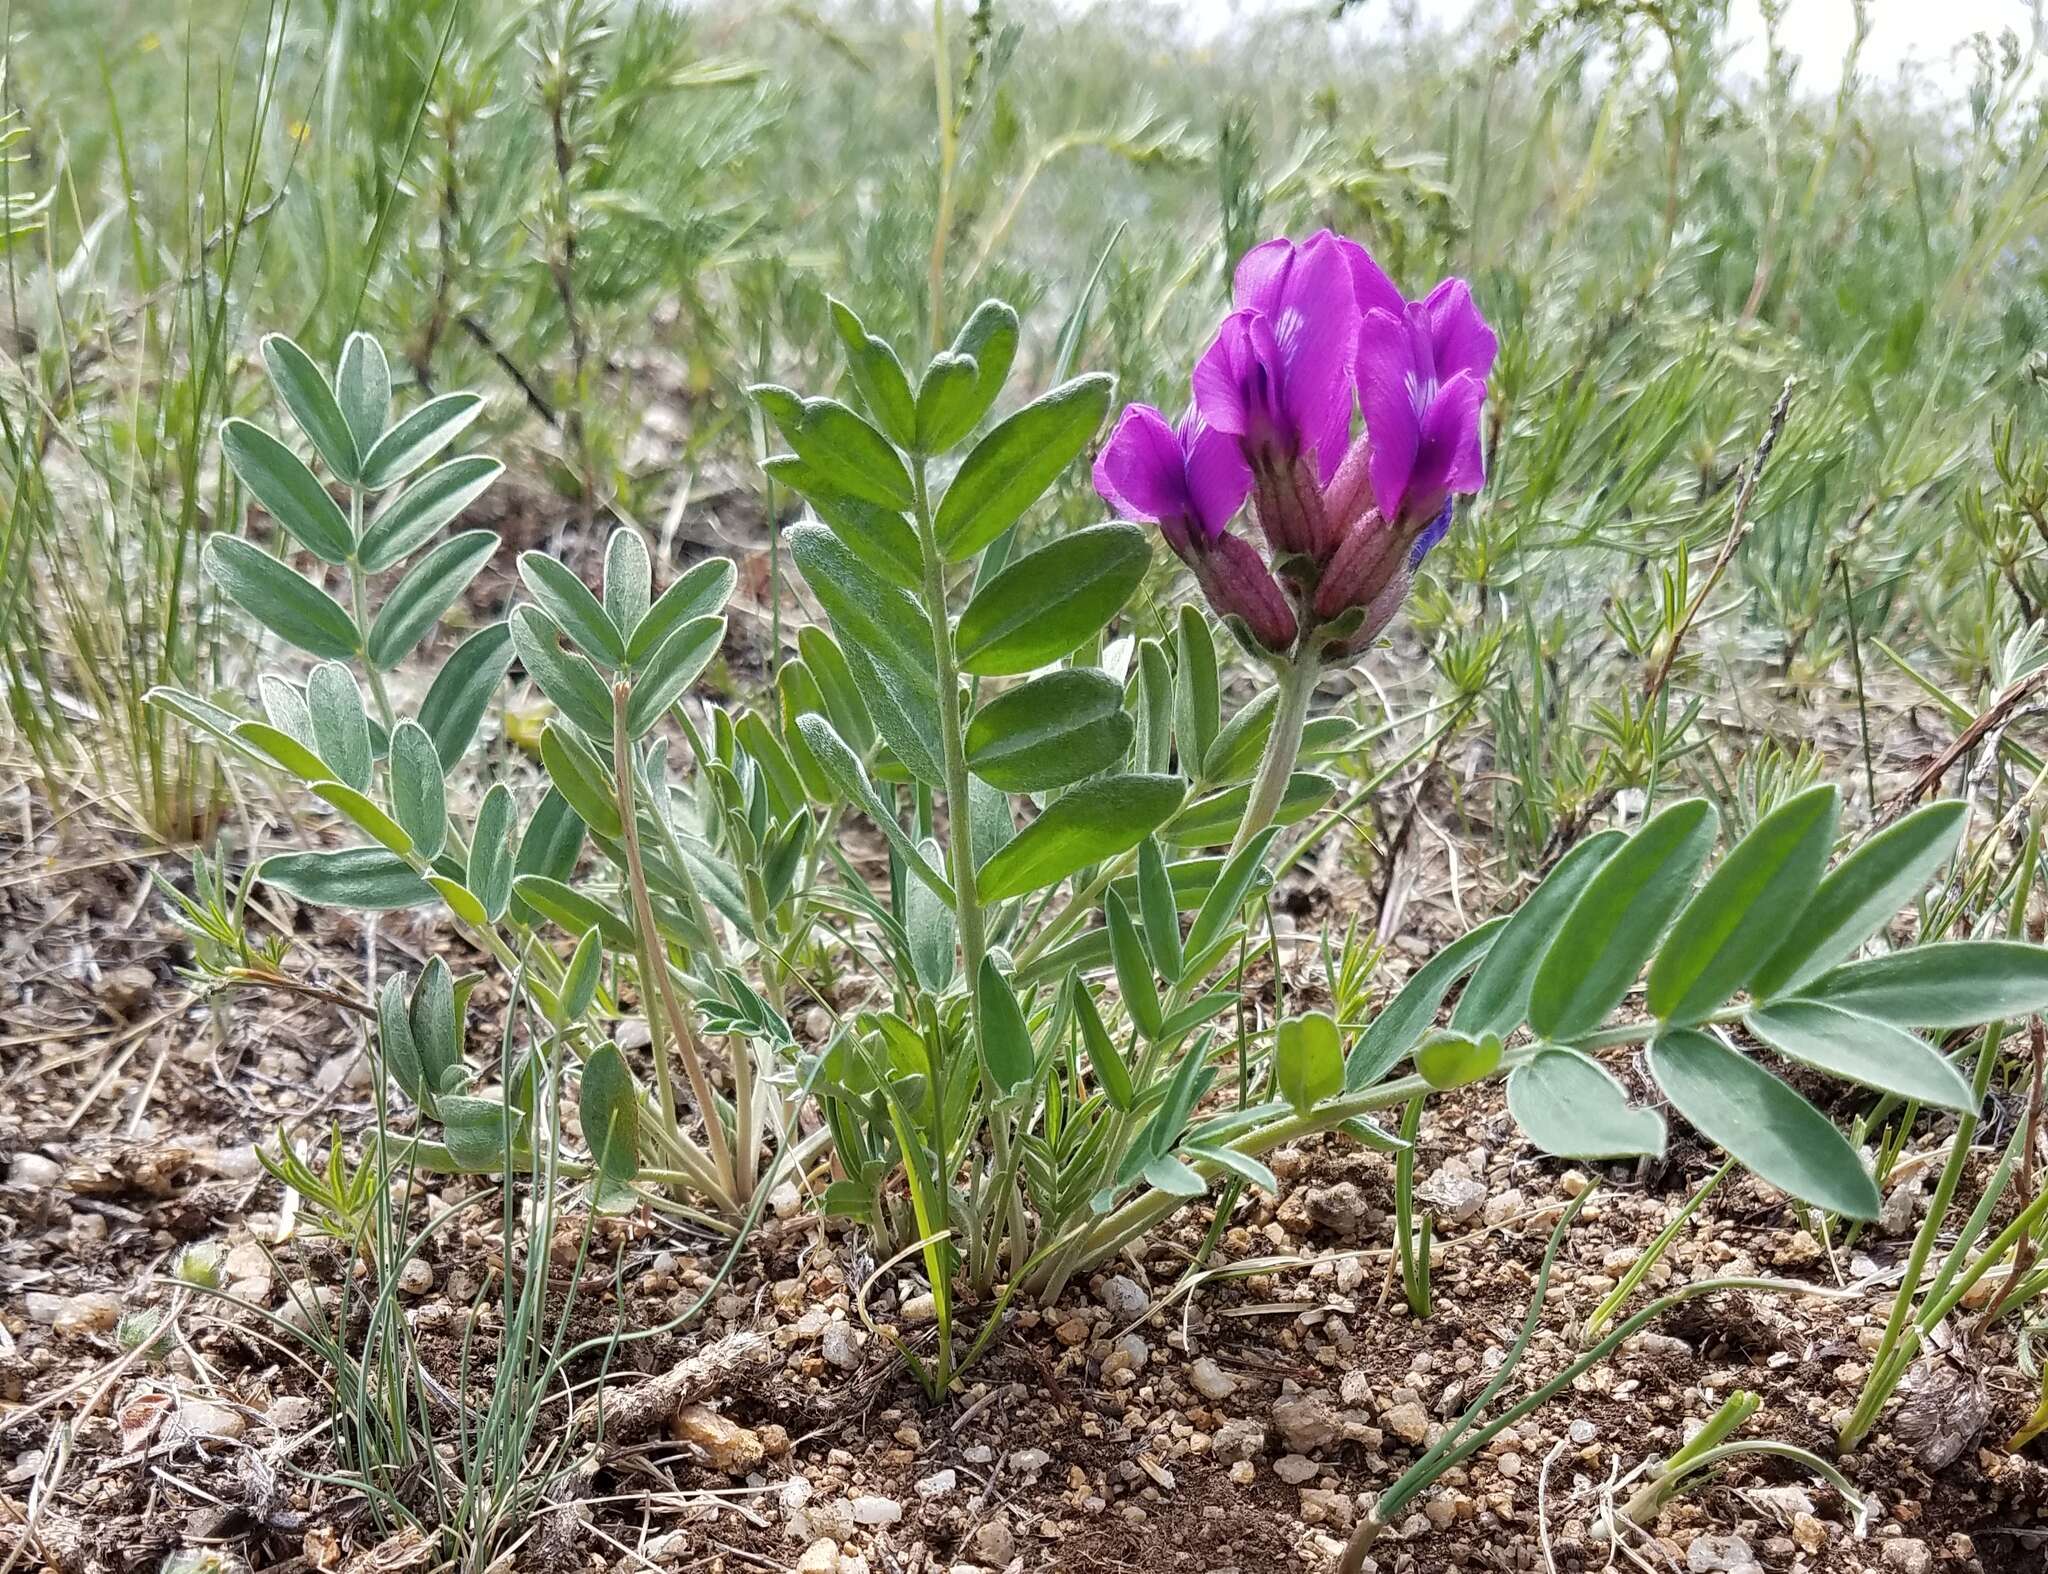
[1193,232,1361,494]
[1353,277,1497,530]
[1093,404,1296,654]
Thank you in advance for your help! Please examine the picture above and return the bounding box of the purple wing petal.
[1407,370,1488,507]
[1232,237,1297,316]
[1192,312,1258,437]
[1180,413,1253,540]
[1354,307,1422,524]
[1092,403,1189,524]
[1338,235,1406,321]
[1273,232,1360,472]
[1420,278,1498,385]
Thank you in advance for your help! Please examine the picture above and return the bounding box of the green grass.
[6,0,2045,855]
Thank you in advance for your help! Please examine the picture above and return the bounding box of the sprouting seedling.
[1591,1390,1870,1540]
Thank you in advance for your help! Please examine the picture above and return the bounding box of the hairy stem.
[1230,652,1317,857]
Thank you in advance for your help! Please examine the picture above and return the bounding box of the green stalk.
[1585,1156,1734,1342]
[1229,650,1318,857]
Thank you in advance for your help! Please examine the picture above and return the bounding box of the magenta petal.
[1337,235,1406,322]
[1355,308,1421,523]
[1093,404,1189,524]
[1192,313,1258,437]
[1232,237,1297,317]
[1408,370,1487,507]
[1181,414,1253,540]
[1274,233,1360,469]
[1420,278,1498,385]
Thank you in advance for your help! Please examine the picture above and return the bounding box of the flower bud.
[1250,452,1335,564]
[1184,530,1297,654]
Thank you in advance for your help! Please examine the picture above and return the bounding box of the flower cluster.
[1094,230,1495,660]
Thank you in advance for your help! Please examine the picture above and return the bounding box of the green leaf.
[579,1043,641,1199]
[204,535,359,659]
[219,417,356,566]
[1142,1153,1206,1196]
[389,721,447,860]
[305,663,371,792]
[509,790,586,927]
[310,782,413,854]
[906,836,957,991]
[1161,772,1333,847]
[1528,798,1719,1043]
[1799,941,2048,1028]
[1185,1143,1279,1195]
[963,667,1131,792]
[467,782,517,922]
[511,874,636,949]
[361,391,485,491]
[540,722,623,839]
[793,712,953,906]
[1106,888,1163,1039]
[1452,830,1625,1038]
[787,523,942,785]
[378,972,430,1109]
[1347,918,1506,1091]
[1744,1000,1974,1112]
[975,773,1184,903]
[1648,785,1839,1024]
[763,455,922,590]
[429,877,487,928]
[235,720,328,782]
[358,456,504,572]
[1275,1011,1344,1114]
[954,522,1150,676]
[1175,607,1220,774]
[1750,800,1969,1000]
[260,846,435,910]
[627,614,723,736]
[603,527,652,643]
[1507,1049,1667,1159]
[1416,1029,1503,1090]
[797,625,874,754]
[917,299,1019,451]
[334,331,390,459]
[1137,835,1183,984]
[509,605,614,738]
[418,621,513,768]
[631,557,737,666]
[1649,1027,1879,1219]
[752,387,914,509]
[559,927,603,1021]
[368,529,497,669]
[260,334,360,482]
[1197,703,1353,786]
[975,956,1037,1096]
[519,551,626,669]
[1183,825,1282,964]
[829,297,917,449]
[1134,638,1173,772]
[934,373,1113,561]
[970,773,1015,870]
[1071,973,1135,1111]
[439,1095,518,1172]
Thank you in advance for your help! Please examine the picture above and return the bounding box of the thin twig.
[1642,376,1797,704]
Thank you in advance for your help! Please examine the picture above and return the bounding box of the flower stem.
[611,680,736,1207]
[1229,650,1318,858]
